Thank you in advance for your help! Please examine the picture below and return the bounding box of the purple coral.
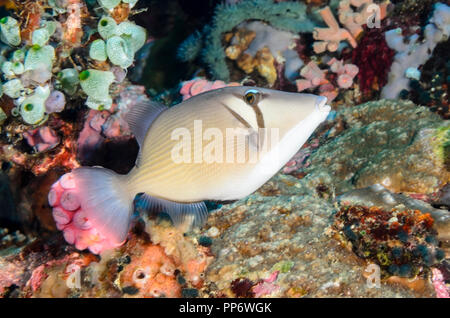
[45,90,66,113]
[253,271,280,298]
[432,268,450,298]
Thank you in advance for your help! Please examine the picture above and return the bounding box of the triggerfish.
[48,86,331,253]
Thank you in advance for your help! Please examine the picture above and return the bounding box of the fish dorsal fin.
[139,193,208,231]
[125,100,168,148]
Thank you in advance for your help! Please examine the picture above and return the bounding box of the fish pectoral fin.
[247,129,259,153]
[125,100,168,149]
[246,127,266,153]
[139,193,208,230]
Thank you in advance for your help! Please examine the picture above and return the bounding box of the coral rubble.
[333,205,443,278]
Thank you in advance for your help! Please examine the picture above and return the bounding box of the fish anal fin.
[139,193,208,231]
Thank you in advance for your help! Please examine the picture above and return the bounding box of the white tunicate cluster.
[79,69,115,110]
[24,45,55,72]
[117,21,147,53]
[84,0,145,111]
[0,14,58,125]
[32,28,51,47]
[381,3,450,99]
[2,61,15,77]
[12,49,25,62]
[0,16,21,46]
[98,16,118,39]
[12,62,24,75]
[90,39,108,62]
[99,0,121,10]
[19,86,50,125]
[94,15,147,68]
[106,36,134,68]
[0,0,145,126]
[3,79,24,98]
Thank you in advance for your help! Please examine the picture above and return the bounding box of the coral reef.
[301,99,450,194]
[0,0,449,300]
[432,184,450,210]
[333,205,444,278]
[202,172,436,297]
[177,0,318,81]
[143,217,214,289]
[23,126,59,153]
[296,58,359,102]
[1,116,79,175]
[313,0,389,53]
[199,96,450,297]
[432,267,450,298]
[0,0,148,179]
[224,21,303,85]
[337,184,450,247]
[350,25,395,96]
[0,213,213,298]
[0,0,147,126]
[76,85,143,170]
[381,3,450,99]
[180,78,240,101]
[0,227,27,249]
[119,244,182,297]
[313,6,357,54]
[115,221,212,298]
[282,137,320,175]
[402,39,450,119]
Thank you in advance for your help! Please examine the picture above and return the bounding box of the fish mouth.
[315,96,331,113]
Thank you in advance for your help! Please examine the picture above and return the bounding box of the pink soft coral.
[313,6,357,54]
[328,58,359,89]
[432,268,450,298]
[296,59,359,102]
[253,271,281,298]
[23,126,60,152]
[313,1,389,54]
[180,78,241,100]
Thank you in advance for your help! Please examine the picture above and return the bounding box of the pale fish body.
[128,87,329,202]
[48,86,331,253]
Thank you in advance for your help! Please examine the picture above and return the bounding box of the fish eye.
[244,89,260,106]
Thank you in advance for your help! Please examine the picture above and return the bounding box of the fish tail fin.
[48,167,134,254]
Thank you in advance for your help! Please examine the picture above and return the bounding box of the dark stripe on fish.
[220,102,252,129]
